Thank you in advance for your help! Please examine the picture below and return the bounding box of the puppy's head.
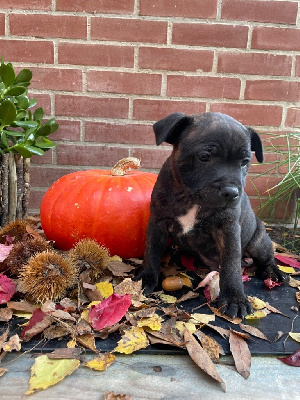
[154,112,263,208]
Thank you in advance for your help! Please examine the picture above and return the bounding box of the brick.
[140,0,217,18]
[252,27,300,51]
[0,14,4,35]
[295,57,300,77]
[10,14,87,39]
[30,93,52,115]
[167,76,240,99]
[30,166,78,187]
[248,153,278,175]
[91,17,167,43]
[55,95,129,119]
[221,0,297,25]
[28,189,46,211]
[218,52,292,77]
[139,47,214,72]
[52,120,81,141]
[210,103,282,127]
[245,80,300,102]
[85,122,155,145]
[133,99,206,121]
[31,149,53,165]
[245,176,281,197]
[87,71,161,95]
[56,0,134,13]
[173,23,248,48]
[0,39,53,63]
[56,144,129,166]
[132,148,172,169]
[58,43,134,68]
[286,108,300,128]
[28,67,83,91]
[0,0,51,9]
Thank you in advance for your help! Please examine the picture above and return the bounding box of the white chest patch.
[177,204,199,235]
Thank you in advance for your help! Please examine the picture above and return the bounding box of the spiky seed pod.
[20,251,78,304]
[0,219,34,242]
[68,239,110,281]
[4,237,52,277]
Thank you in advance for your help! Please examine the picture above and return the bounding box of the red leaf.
[242,271,251,282]
[180,256,196,271]
[277,349,300,367]
[0,243,13,262]
[0,275,16,304]
[20,308,49,340]
[89,293,131,331]
[275,255,300,269]
[264,278,283,289]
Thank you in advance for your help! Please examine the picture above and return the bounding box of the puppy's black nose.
[221,186,239,200]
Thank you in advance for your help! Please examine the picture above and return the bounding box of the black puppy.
[136,112,284,319]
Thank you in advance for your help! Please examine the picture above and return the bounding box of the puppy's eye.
[241,159,249,167]
[199,153,211,162]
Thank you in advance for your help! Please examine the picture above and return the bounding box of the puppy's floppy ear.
[153,112,193,146]
[247,126,264,163]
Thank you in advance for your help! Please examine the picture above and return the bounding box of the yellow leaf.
[288,332,300,343]
[87,301,101,309]
[67,339,76,348]
[245,310,268,320]
[114,326,149,354]
[137,314,163,331]
[80,309,89,322]
[77,333,98,353]
[160,294,177,303]
[278,265,295,274]
[12,311,33,319]
[26,355,80,394]
[109,255,122,262]
[176,321,197,335]
[84,353,116,371]
[248,296,266,310]
[95,282,113,299]
[190,313,215,324]
[178,273,193,288]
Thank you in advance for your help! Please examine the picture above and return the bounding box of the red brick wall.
[1,0,299,215]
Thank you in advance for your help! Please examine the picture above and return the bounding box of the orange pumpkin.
[40,158,157,258]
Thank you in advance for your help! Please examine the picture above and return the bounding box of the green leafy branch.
[0,57,59,158]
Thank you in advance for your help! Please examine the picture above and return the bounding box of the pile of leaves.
[0,219,299,396]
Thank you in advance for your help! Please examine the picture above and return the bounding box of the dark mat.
[2,277,299,356]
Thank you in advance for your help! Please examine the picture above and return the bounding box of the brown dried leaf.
[104,391,132,400]
[114,278,145,306]
[76,333,98,353]
[208,306,242,324]
[194,331,221,361]
[60,298,77,313]
[0,368,7,377]
[184,328,226,391]
[289,276,300,289]
[7,300,36,313]
[239,323,270,341]
[47,348,82,359]
[43,326,71,341]
[206,323,230,339]
[176,291,199,303]
[2,334,21,352]
[0,307,13,322]
[229,330,251,379]
[265,302,289,317]
[107,260,135,277]
[296,292,300,304]
[74,318,92,336]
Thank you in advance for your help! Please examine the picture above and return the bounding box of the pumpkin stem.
[111,157,141,176]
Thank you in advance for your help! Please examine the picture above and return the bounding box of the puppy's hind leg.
[246,217,285,283]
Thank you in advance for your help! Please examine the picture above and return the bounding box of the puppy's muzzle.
[221,186,239,200]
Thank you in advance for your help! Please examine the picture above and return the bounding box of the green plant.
[0,57,58,158]
[252,131,300,230]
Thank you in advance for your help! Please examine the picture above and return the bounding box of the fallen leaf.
[176,291,199,303]
[247,296,266,310]
[95,282,114,299]
[89,293,131,331]
[114,326,149,354]
[7,300,36,313]
[59,298,77,313]
[289,332,300,343]
[21,308,52,342]
[43,325,71,341]
[84,353,116,371]
[264,278,283,289]
[277,349,300,367]
[160,294,177,303]
[0,307,13,322]
[180,255,196,271]
[190,313,215,325]
[275,255,300,269]
[206,323,230,339]
[47,348,82,359]
[2,334,21,352]
[195,271,218,290]
[245,310,269,320]
[0,368,7,377]
[183,327,226,391]
[106,260,135,277]
[208,306,242,324]
[278,265,295,274]
[296,292,300,303]
[114,278,145,307]
[195,331,222,361]
[137,314,163,331]
[265,302,288,317]
[229,329,251,379]
[76,333,98,353]
[0,243,13,262]
[26,355,80,394]
[289,277,300,289]
[176,321,197,335]
[0,275,16,304]
[104,391,132,400]
[239,323,270,341]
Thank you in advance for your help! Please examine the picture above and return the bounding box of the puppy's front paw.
[255,263,286,283]
[134,267,159,295]
[218,294,253,320]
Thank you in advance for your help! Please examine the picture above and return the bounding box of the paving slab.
[0,352,299,400]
